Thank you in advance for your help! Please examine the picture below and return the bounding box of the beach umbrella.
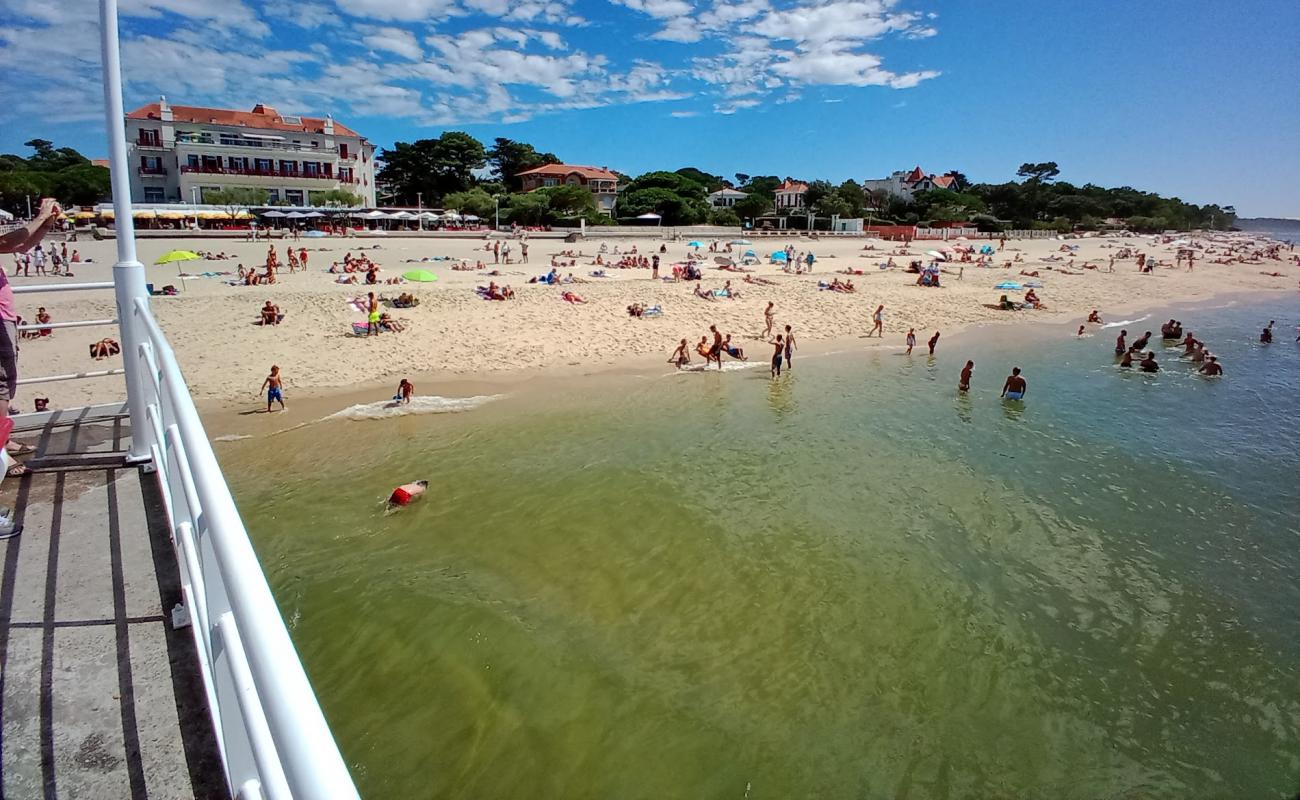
[403,269,438,282]
[260,210,287,217]
[417,211,439,219]
[389,211,415,220]
[688,240,703,247]
[302,211,324,218]
[744,249,756,257]
[636,213,661,219]
[770,251,788,261]
[731,239,751,245]
[463,214,480,221]
[926,249,947,260]
[154,249,202,265]
[284,211,307,219]
[304,230,327,238]
[442,212,462,221]
[994,281,1022,291]
[155,249,202,276]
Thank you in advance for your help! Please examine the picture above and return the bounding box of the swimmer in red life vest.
[387,480,428,510]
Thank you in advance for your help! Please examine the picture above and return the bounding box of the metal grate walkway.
[0,414,224,799]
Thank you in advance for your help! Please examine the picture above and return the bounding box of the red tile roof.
[777,179,808,193]
[905,166,926,183]
[516,163,619,181]
[126,102,362,138]
[931,175,956,189]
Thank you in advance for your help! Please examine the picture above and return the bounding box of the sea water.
[223,299,1300,799]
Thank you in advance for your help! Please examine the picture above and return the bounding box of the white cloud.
[671,110,699,117]
[714,98,761,114]
[264,0,340,28]
[331,0,459,22]
[361,26,424,60]
[611,0,694,18]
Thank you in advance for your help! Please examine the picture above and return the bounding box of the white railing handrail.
[14,281,116,293]
[130,296,358,798]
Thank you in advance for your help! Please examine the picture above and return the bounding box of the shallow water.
[224,300,1300,799]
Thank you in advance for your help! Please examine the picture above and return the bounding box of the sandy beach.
[9,230,1296,416]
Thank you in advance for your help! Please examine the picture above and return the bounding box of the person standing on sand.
[763,302,775,339]
[959,360,974,392]
[928,331,940,356]
[367,292,380,336]
[521,242,529,263]
[260,365,286,412]
[783,324,796,369]
[770,335,784,377]
[299,247,308,270]
[905,328,916,355]
[1001,367,1027,401]
[652,254,659,280]
[709,325,724,370]
[869,305,884,337]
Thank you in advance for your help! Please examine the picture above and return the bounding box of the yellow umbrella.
[154,250,202,265]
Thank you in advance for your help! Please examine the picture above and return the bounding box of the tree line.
[0,140,111,215]
[379,134,1236,232]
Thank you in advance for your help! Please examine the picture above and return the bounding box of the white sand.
[8,230,1296,413]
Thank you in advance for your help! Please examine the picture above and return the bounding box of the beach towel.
[347,297,368,314]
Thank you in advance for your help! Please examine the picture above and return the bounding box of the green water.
[225,303,1300,799]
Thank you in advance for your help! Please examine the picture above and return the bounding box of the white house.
[708,188,748,208]
[125,96,377,207]
[774,179,808,210]
[863,166,963,203]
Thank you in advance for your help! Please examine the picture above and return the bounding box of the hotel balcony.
[173,135,340,155]
[137,166,169,176]
[178,165,353,183]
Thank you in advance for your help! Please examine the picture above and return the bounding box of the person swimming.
[1139,351,1159,372]
[387,480,428,510]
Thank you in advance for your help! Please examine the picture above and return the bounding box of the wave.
[1101,314,1151,329]
[212,434,255,442]
[673,361,766,374]
[326,394,503,421]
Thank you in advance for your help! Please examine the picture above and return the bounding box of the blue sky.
[1,0,1297,216]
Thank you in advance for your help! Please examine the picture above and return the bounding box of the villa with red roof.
[774,179,809,210]
[124,96,377,207]
[516,163,620,214]
[863,167,965,203]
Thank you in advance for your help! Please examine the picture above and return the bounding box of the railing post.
[100,0,152,464]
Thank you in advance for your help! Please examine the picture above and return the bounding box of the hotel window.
[543,177,557,186]
[266,190,280,203]
[304,162,320,177]
[279,160,297,175]
[284,189,304,205]
[187,154,199,168]
[339,143,349,159]
[339,167,352,182]
[138,129,160,146]
[143,187,165,202]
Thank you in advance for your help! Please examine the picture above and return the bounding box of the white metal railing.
[128,296,358,799]
[83,1,362,796]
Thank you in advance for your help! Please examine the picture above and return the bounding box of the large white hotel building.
[124,97,377,207]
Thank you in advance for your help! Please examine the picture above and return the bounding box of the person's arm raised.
[0,199,61,254]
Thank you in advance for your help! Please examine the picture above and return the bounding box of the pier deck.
[1,411,224,799]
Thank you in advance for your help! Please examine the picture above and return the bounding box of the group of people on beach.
[668,314,797,377]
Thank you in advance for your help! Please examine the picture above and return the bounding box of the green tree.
[443,187,497,219]
[836,179,866,216]
[813,190,854,220]
[51,163,110,206]
[709,208,741,226]
[377,132,487,204]
[739,175,780,199]
[502,191,550,225]
[309,188,363,226]
[803,179,833,210]
[537,184,598,219]
[487,138,558,192]
[733,192,772,220]
[675,167,725,192]
[1016,161,1060,183]
[205,187,269,219]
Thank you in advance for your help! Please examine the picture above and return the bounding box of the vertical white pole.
[100,0,152,463]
